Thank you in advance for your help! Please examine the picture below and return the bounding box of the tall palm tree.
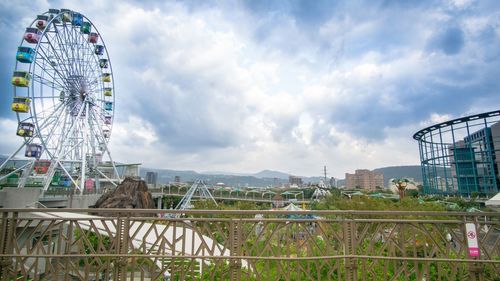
[391,178,410,201]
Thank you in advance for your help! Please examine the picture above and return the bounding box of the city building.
[448,122,500,196]
[288,176,303,188]
[329,177,337,188]
[145,171,158,185]
[345,169,384,191]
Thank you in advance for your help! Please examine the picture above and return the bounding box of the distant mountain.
[372,165,424,185]
[253,170,290,179]
[139,167,330,187]
[145,166,430,188]
[199,169,295,179]
[201,171,250,176]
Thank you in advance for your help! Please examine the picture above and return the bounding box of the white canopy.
[30,211,242,277]
[282,202,303,211]
[485,192,500,207]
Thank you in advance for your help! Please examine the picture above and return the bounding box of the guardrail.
[0,209,499,280]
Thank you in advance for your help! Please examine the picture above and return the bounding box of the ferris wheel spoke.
[81,49,100,79]
[69,26,103,94]
[66,24,89,83]
[34,105,64,137]
[32,95,64,99]
[86,81,100,93]
[76,27,98,81]
[31,72,65,91]
[70,26,87,78]
[51,23,83,89]
[90,105,105,120]
[91,105,106,121]
[82,53,97,80]
[93,108,109,128]
[50,111,71,153]
[60,138,84,159]
[39,30,75,84]
[69,31,100,95]
[54,118,85,159]
[88,108,107,140]
[32,100,64,125]
[35,41,73,89]
[36,104,67,150]
[57,23,77,74]
[80,65,100,93]
[63,28,81,80]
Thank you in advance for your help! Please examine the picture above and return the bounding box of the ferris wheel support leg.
[42,159,60,192]
[79,104,90,194]
[53,159,82,191]
[48,103,87,194]
[95,168,118,187]
[17,160,36,189]
[0,162,32,182]
[102,142,121,183]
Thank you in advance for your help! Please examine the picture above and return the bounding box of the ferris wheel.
[0,9,120,193]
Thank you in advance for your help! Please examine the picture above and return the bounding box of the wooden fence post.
[229,219,242,281]
[0,212,16,281]
[113,215,130,281]
[344,219,357,281]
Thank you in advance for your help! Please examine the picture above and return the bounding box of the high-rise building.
[145,172,158,185]
[449,122,500,196]
[345,169,384,191]
[289,176,303,187]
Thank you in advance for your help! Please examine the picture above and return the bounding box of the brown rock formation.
[91,177,156,215]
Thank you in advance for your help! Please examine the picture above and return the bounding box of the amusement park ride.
[0,9,121,194]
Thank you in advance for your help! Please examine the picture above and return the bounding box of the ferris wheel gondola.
[0,8,120,193]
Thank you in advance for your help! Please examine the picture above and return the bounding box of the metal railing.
[150,186,306,203]
[42,186,308,204]
[1,209,499,280]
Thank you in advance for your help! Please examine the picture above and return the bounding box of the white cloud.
[446,0,476,10]
[0,118,21,156]
[1,0,499,178]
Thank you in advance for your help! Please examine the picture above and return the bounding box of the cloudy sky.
[1,0,499,178]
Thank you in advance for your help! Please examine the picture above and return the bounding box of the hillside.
[139,168,325,187]
[253,170,290,179]
[375,165,455,187]
[373,165,423,185]
[139,168,288,187]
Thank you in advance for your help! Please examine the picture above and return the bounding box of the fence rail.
[0,209,499,280]
[42,186,305,203]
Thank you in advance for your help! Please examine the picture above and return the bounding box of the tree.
[406,189,419,198]
[391,178,410,201]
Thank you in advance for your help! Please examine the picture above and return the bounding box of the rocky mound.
[91,177,155,215]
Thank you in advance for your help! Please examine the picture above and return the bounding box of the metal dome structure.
[413,110,500,197]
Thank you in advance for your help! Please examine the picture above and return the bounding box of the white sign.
[465,223,480,257]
